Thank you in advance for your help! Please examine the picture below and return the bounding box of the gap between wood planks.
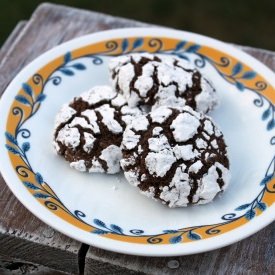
[78,243,89,275]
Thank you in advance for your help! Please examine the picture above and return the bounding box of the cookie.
[53,86,143,174]
[120,106,230,207]
[109,53,218,113]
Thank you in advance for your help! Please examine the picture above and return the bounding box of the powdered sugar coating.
[96,104,123,134]
[121,106,230,207]
[171,112,200,142]
[56,125,80,148]
[81,86,115,105]
[83,132,96,153]
[109,53,218,113]
[99,145,122,174]
[54,105,76,130]
[150,106,173,124]
[53,86,143,174]
[145,150,177,177]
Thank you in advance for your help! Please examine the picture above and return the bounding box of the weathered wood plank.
[0,3,274,275]
[0,255,68,274]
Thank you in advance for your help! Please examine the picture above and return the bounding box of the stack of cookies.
[53,53,230,207]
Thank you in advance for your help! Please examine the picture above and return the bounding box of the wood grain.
[0,2,274,274]
[0,255,68,274]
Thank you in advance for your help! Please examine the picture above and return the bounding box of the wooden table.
[0,3,274,274]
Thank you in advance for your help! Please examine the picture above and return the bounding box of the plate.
[0,28,274,256]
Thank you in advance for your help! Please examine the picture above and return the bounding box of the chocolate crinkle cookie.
[53,86,143,174]
[109,53,218,114]
[120,106,230,207]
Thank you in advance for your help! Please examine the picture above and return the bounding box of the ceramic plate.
[0,28,274,256]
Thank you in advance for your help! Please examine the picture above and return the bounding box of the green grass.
[0,0,275,50]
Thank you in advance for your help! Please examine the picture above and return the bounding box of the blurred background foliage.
[0,0,275,50]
